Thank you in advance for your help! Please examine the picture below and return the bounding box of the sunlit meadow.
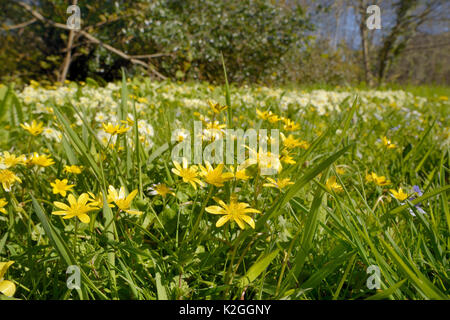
[0,76,449,300]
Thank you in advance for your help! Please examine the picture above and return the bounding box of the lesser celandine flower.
[206,194,260,229]
[87,192,114,208]
[229,166,250,181]
[208,101,227,114]
[0,261,16,297]
[20,120,44,136]
[389,187,408,201]
[50,179,75,197]
[205,121,226,131]
[172,158,204,190]
[256,109,270,120]
[108,186,142,215]
[199,162,234,187]
[263,177,294,190]
[366,172,391,186]
[148,183,175,198]
[281,133,304,149]
[238,147,282,175]
[0,152,26,168]
[102,122,131,135]
[0,169,22,192]
[52,193,98,223]
[297,140,310,150]
[382,136,396,149]
[28,153,55,167]
[280,150,296,165]
[283,118,300,131]
[326,176,343,193]
[0,198,7,214]
[64,165,84,174]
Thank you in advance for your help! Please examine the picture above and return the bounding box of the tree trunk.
[59,0,78,83]
[359,0,374,86]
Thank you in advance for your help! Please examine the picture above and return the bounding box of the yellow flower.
[229,166,250,181]
[382,136,396,149]
[64,165,84,174]
[102,122,131,135]
[0,261,16,297]
[389,187,408,201]
[263,177,294,190]
[283,118,300,131]
[50,179,75,197]
[336,167,346,175]
[206,195,260,229]
[280,149,296,165]
[199,162,234,187]
[205,121,226,131]
[148,183,175,198]
[208,101,228,114]
[0,169,22,192]
[281,133,304,149]
[20,120,44,136]
[0,198,7,214]
[121,116,135,127]
[171,158,204,190]
[326,176,343,193]
[366,172,391,186]
[0,152,26,168]
[238,147,282,175]
[28,153,55,167]
[256,109,270,120]
[52,193,98,223]
[87,192,114,208]
[297,140,310,150]
[268,114,281,123]
[108,186,142,215]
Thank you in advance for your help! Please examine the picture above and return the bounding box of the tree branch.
[16,1,167,80]
[1,18,37,31]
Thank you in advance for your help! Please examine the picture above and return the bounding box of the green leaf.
[240,249,280,287]
[365,279,407,300]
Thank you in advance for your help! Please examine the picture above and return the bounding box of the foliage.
[0,77,448,300]
[1,0,311,84]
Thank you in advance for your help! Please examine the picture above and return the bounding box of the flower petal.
[240,215,255,229]
[206,206,224,215]
[78,213,90,224]
[0,280,16,297]
[216,215,230,227]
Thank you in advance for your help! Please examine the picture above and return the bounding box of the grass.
[0,77,448,300]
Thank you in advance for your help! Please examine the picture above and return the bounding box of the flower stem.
[189,186,213,240]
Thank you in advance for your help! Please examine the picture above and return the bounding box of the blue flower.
[406,185,426,216]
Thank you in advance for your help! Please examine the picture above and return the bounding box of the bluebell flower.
[406,185,426,216]
[412,185,423,197]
